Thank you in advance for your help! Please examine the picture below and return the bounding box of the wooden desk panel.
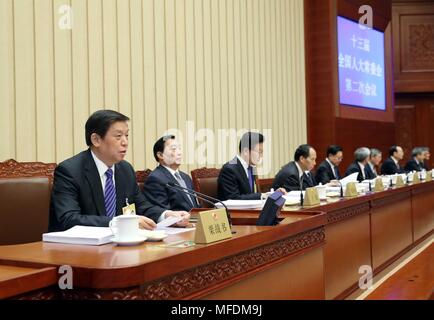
[0,218,326,300]
[412,183,434,241]
[202,246,324,300]
[0,265,57,299]
[324,211,371,300]
[371,191,413,270]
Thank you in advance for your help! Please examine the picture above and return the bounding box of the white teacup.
[109,215,140,241]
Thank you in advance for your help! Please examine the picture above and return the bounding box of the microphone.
[164,182,235,233]
[335,179,344,198]
[299,174,304,206]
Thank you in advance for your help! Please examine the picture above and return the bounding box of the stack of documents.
[42,226,114,246]
[215,200,265,210]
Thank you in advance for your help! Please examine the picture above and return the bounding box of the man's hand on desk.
[138,216,157,230]
[165,210,191,227]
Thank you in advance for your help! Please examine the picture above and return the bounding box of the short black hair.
[389,145,399,157]
[294,144,313,162]
[327,145,343,157]
[85,110,129,146]
[239,132,264,153]
[153,135,175,162]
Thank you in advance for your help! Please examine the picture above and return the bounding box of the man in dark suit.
[421,147,431,170]
[218,132,284,201]
[345,147,371,182]
[405,147,425,172]
[49,110,160,232]
[365,148,382,179]
[381,145,405,175]
[273,144,317,191]
[315,145,343,185]
[143,135,196,225]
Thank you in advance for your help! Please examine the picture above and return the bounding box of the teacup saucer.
[112,236,147,246]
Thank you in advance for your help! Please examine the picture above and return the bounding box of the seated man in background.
[272,144,317,192]
[345,147,371,182]
[314,144,343,185]
[142,135,195,226]
[381,145,405,175]
[218,132,285,200]
[365,148,382,179]
[421,147,431,170]
[404,147,425,172]
[49,110,160,232]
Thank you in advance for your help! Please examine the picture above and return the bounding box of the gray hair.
[412,147,424,157]
[354,147,370,162]
[370,148,382,158]
[421,147,430,153]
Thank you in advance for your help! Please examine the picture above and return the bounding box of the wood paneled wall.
[0,0,307,177]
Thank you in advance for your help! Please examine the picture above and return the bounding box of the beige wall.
[0,0,306,177]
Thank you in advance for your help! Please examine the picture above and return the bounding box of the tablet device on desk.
[256,190,285,226]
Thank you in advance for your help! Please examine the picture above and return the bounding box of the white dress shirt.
[91,150,115,194]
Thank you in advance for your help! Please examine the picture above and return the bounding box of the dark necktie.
[333,166,340,179]
[104,168,116,218]
[247,166,255,192]
[305,172,314,186]
[174,171,195,207]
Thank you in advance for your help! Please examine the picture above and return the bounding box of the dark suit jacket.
[404,158,423,172]
[49,149,164,232]
[272,161,316,192]
[315,160,339,185]
[345,162,366,182]
[365,164,377,180]
[217,157,261,201]
[143,165,200,212]
[381,157,404,175]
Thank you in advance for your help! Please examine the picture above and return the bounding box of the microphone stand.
[165,182,235,234]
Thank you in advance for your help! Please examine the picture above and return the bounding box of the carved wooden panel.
[0,159,56,182]
[402,18,434,72]
[327,202,370,224]
[393,3,434,92]
[371,190,411,208]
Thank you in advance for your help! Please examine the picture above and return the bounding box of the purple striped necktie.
[104,168,116,218]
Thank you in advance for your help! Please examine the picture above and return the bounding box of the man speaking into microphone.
[143,135,199,227]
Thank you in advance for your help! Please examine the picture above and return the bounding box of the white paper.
[283,191,305,199]
[215,200,265,209]
[339,172,359,185]
[156,226,195,235]
[42,226,114,245]
[157,216,184,228]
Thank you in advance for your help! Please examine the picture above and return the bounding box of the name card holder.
[374,178,384,192]
[194,208,232,244]
[303,187,320,207]
[395,175,405,187]
[412,172,420,184]
[345,182,358,197]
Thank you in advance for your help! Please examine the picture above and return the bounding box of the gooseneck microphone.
[164,182,234,233]
[299,174,304,206]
